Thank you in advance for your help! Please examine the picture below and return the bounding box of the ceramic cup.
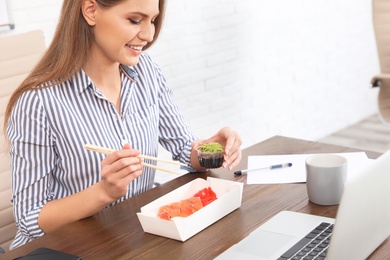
[305,154,348,205]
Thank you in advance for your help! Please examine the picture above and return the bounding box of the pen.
[234,162,293,175]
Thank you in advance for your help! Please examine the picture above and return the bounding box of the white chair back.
[0,30,45,252]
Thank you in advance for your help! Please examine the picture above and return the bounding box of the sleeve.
[142,54,198,166]
[6,90,56,240]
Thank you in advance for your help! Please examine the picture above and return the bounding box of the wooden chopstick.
[84,144,115,155]
[139,154,191,167]
[140,162,180,175]
[84,144,187,174]
[84,144,189,167]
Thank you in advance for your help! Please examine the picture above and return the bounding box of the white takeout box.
[137,177,244,241]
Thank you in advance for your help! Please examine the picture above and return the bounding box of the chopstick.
[84,144,189,167]
[84,144,189,174]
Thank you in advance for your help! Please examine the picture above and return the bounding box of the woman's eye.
[129,19,140,25]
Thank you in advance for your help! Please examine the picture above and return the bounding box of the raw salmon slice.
[158,197,203,220]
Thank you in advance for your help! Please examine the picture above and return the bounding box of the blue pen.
[234,162,293,175]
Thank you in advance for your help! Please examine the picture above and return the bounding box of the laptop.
[216,149,390,260]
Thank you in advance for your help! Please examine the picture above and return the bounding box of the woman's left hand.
[193,127,242,170]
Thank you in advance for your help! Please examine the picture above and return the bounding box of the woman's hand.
[192,127,242,170]
[99,143,143,203]
[38,143,143,234]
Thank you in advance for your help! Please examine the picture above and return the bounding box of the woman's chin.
[121,55,141,66]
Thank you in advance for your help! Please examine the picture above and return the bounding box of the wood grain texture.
[1,136,386,260]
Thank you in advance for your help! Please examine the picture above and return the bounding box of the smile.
[126,44,143,51]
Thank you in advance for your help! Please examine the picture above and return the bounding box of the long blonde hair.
[4,0,165,133]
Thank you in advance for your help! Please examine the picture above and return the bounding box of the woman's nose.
[138,23,155,42]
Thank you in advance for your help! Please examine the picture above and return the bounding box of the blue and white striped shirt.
[7,52,197,249]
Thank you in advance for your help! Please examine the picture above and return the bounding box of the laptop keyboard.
[278,222,333,260]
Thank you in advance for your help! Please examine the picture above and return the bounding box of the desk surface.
[1,136,386,259]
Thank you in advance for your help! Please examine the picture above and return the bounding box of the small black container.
[197,149,224,169]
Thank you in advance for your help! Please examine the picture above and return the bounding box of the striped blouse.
[6,52,198,249]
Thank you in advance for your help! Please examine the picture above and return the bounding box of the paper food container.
[137,177,243,241]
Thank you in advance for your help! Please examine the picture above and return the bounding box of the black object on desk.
[13,247,81,260]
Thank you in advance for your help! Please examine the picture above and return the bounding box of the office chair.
[371,0,390,124]
[0,30,45,253]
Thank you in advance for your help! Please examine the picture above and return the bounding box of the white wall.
[0,0,380,149]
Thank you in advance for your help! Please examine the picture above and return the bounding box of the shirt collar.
[71,65,138,95]
[120,64,138,82]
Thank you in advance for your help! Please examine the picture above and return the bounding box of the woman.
[4,0,242,249]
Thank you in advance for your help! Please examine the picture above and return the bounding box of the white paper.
[246,152,374,184]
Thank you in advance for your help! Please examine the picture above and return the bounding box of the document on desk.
[246,152,373,184]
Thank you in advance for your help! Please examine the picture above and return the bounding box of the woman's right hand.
[38,143,143,234]
[99,143,143,203]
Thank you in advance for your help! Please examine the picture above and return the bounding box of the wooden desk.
[1,136,386,259]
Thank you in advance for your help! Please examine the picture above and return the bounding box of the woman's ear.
[81,0,97,26]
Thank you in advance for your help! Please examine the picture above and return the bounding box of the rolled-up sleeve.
[7,90,55,247]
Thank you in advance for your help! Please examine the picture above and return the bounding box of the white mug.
[305,154,348,205]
